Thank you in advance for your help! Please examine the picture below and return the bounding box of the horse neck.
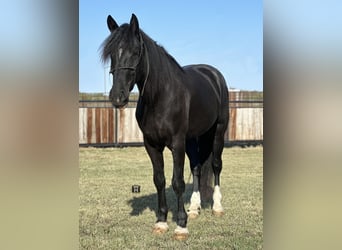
[136,41,184,104]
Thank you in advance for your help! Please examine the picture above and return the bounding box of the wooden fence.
[79,93,263,146]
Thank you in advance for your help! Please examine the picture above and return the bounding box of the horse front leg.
[171,137,189,240]
[144,140,168,234]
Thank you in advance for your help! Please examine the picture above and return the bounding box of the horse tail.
[199,153,214,202]
[198,129,215,202]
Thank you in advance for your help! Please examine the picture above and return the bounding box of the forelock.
[100,24,129,63]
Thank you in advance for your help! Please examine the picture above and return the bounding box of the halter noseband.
[110,33,150,97]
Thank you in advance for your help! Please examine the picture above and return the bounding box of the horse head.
[104,14,143,108]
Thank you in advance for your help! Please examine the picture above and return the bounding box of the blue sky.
[79,1,263,93]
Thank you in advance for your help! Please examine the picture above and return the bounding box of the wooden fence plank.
[86,108,93,144]
[108,108,114,143]
[102,108,108,143]
[79,108,87,144]
[229,108,237,141]
[95,108,101,143]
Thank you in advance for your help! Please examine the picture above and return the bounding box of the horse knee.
[172,177,185,194]
[154,174,165,190]
[178,210,187,224]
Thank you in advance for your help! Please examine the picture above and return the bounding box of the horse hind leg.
[171,136,189,240]
[186,128,216,219]
[185,138,201,219]
[212,123,226,216]
[188,165,201,219]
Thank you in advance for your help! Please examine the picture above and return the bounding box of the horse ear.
[129,13,140,37]
[107,15,119,32]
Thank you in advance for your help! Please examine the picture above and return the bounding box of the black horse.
[101,14,229,240]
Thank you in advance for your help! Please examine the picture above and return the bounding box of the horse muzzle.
[110,89,129,108]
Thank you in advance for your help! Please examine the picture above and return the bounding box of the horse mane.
[100,24,184,73]
[140,31,184,73]
[139,30,186,102]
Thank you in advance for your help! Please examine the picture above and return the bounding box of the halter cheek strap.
[140,42,149,97]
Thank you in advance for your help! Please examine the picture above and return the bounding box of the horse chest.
[136,114,168,143]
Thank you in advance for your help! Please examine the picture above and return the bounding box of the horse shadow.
[127,183,213,222]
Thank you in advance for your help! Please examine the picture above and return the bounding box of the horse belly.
[187,104,218,137]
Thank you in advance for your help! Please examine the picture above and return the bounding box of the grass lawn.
[79,146,263,249]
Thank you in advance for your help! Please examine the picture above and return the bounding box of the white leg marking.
[152,222,169,234]
[213,185,224,213]
[188,191,201,211]
[174,226,189,235]
[154,222,168,230]
[187,191,201,218]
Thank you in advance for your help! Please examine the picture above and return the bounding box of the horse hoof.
[187,211,199,219]
[212,210,224,217]
[173,232,189,241]
[173,226,189,241]
[152,222,169,235]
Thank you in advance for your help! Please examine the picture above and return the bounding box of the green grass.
[79,146,263,249]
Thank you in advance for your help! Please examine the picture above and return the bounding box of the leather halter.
[109,33,150,97]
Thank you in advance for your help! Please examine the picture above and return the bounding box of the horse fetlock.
[212,185,224,216]
[190,191,201,206]
[177,213,188,228]
[188,191,201,219]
